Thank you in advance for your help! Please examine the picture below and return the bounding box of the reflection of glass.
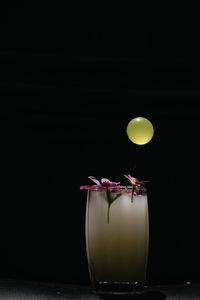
[85,188,149,294]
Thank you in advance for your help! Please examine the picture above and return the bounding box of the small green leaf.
[113,186,129,201]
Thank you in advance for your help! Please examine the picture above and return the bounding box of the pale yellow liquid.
[85,190,149,284]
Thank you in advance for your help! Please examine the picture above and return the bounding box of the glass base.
[91,281,147,295]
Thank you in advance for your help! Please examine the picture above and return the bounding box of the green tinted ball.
[126,117,154,145]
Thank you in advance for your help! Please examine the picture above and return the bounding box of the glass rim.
[88,185,147,192]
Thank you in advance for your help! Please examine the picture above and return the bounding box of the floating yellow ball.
[126,117,154,145]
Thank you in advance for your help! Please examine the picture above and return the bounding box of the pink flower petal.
[80,185,93,190]
[101,178,120,186]
[101,178,111,183]
[124,174,147,186]
[126,189,133,194]
[88,176,101,185]
[108,186,121,193]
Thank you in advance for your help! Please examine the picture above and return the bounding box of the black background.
[1,3,200,286]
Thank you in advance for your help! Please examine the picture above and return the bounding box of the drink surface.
[85,190,149,283]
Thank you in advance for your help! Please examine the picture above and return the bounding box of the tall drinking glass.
[85,187,149,294]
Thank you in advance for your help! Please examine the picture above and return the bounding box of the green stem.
[131,187,134,203]
[107,204,110,224]
[105,187,129,224]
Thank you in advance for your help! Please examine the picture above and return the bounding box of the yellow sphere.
[126,117,154,145]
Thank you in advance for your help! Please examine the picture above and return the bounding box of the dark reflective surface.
[99,291,166,300]
[1,279,200,299]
